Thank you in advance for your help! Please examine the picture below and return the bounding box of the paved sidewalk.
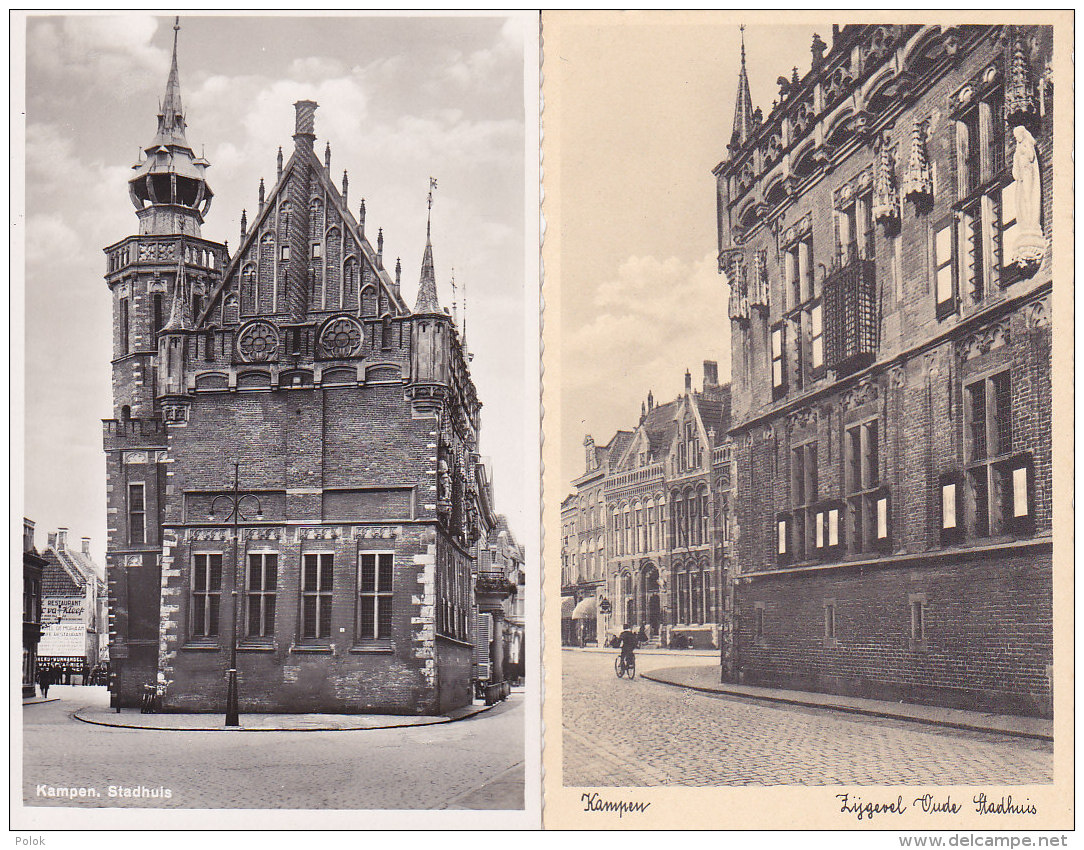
[642,665,1053,741]
[72,700,497,732]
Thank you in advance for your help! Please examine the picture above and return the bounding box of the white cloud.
[562,250,731,479]
[28,15,167,86]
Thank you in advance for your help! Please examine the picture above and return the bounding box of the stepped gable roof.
[199,122,409,327]
[41,544,102,597]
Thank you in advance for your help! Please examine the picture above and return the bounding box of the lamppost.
[209,460,262,727]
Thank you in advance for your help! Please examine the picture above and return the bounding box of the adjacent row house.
[563,364,735,659]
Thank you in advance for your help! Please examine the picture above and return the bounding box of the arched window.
[699,486,710,546]
[240,264,257,316]
[343,256,358,299]
[633,502,642,554]
[645,499,655,552]
[361,285,377,317]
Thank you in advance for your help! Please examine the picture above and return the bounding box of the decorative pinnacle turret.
[324,141,331,170]
[342,170,349,206]
[395,257,402,288]
[258,177,265,208]
[376,227,384,269]
[240,209,247,239]
[358,198,366,237]
[277,147,283,179]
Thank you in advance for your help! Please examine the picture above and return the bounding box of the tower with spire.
[103,17,229,709]
[103,19,495,714]
[729,26,755,150]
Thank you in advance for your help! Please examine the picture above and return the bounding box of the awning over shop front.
[561,596,576,618]
[571,597,597,620]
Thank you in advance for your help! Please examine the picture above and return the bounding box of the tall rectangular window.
[152,293,163,346]
[771,323,786,398]
[845,420,884,554]
[934,221,955,318]
[301,553,333,640]
[810,302,824,371]
[963,370,1018,539]
[119,297,130,355]
[192,553,222,639]
[127,483,145,545]
[358,552,393,641]
[246,552,277,639]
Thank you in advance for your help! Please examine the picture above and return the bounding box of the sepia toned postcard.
[12,10,540,830]
[541,10,1073,831]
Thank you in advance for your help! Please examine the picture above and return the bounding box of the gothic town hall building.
[718,25,1053,716]
[104,30,494,714]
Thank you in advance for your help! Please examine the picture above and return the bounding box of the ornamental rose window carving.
[319,316,364,358]
[237,320,279,363]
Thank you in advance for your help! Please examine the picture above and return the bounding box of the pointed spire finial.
[729,26,755,149]
[258,177,265,208]
[277,147,283,179]
[342,169,349,205]
[414,186,441,313]
[427,176,437,240]
[395,257,402,288]
[377,227,384,269]
[240,208,247,239]
[324,141,331,169]
[451,267,458,325]
[358,198,366,237]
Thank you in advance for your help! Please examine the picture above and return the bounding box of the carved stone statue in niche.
[1010,125,1045,274]
[438,457,452,501]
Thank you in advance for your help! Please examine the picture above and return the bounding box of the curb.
[23,698,60,706]
[71,695,507,732]
[639,671,1053,742]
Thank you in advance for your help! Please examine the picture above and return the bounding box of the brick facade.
[103,33,504,714]
[717,25,1054,715]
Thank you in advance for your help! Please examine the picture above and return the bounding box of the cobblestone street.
[562,650,1053,786]
[23,686,524,810]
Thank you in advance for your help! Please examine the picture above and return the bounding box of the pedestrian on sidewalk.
[36,667,50,699]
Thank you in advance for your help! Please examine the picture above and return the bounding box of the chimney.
[684,369,692,393]
[703,360,719,389]
[293,100,318,149]
[82,537,92,556]
[23,518,35,553]
[57,528,69,551]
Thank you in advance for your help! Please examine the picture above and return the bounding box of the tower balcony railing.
[604,463,665,491]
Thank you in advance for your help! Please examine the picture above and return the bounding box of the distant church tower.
[102,20,227,706]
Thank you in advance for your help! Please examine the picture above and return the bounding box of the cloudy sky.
[549,15,827,488]
[19,12,533,563]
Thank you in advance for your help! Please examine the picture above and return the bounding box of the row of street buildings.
[22,520,107,697]
[563,23,1054,717]
[98,24,524,714]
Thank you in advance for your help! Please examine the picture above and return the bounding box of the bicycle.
[614,653,636,679]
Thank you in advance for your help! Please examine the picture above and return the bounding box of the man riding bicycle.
[617,623,639,669]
